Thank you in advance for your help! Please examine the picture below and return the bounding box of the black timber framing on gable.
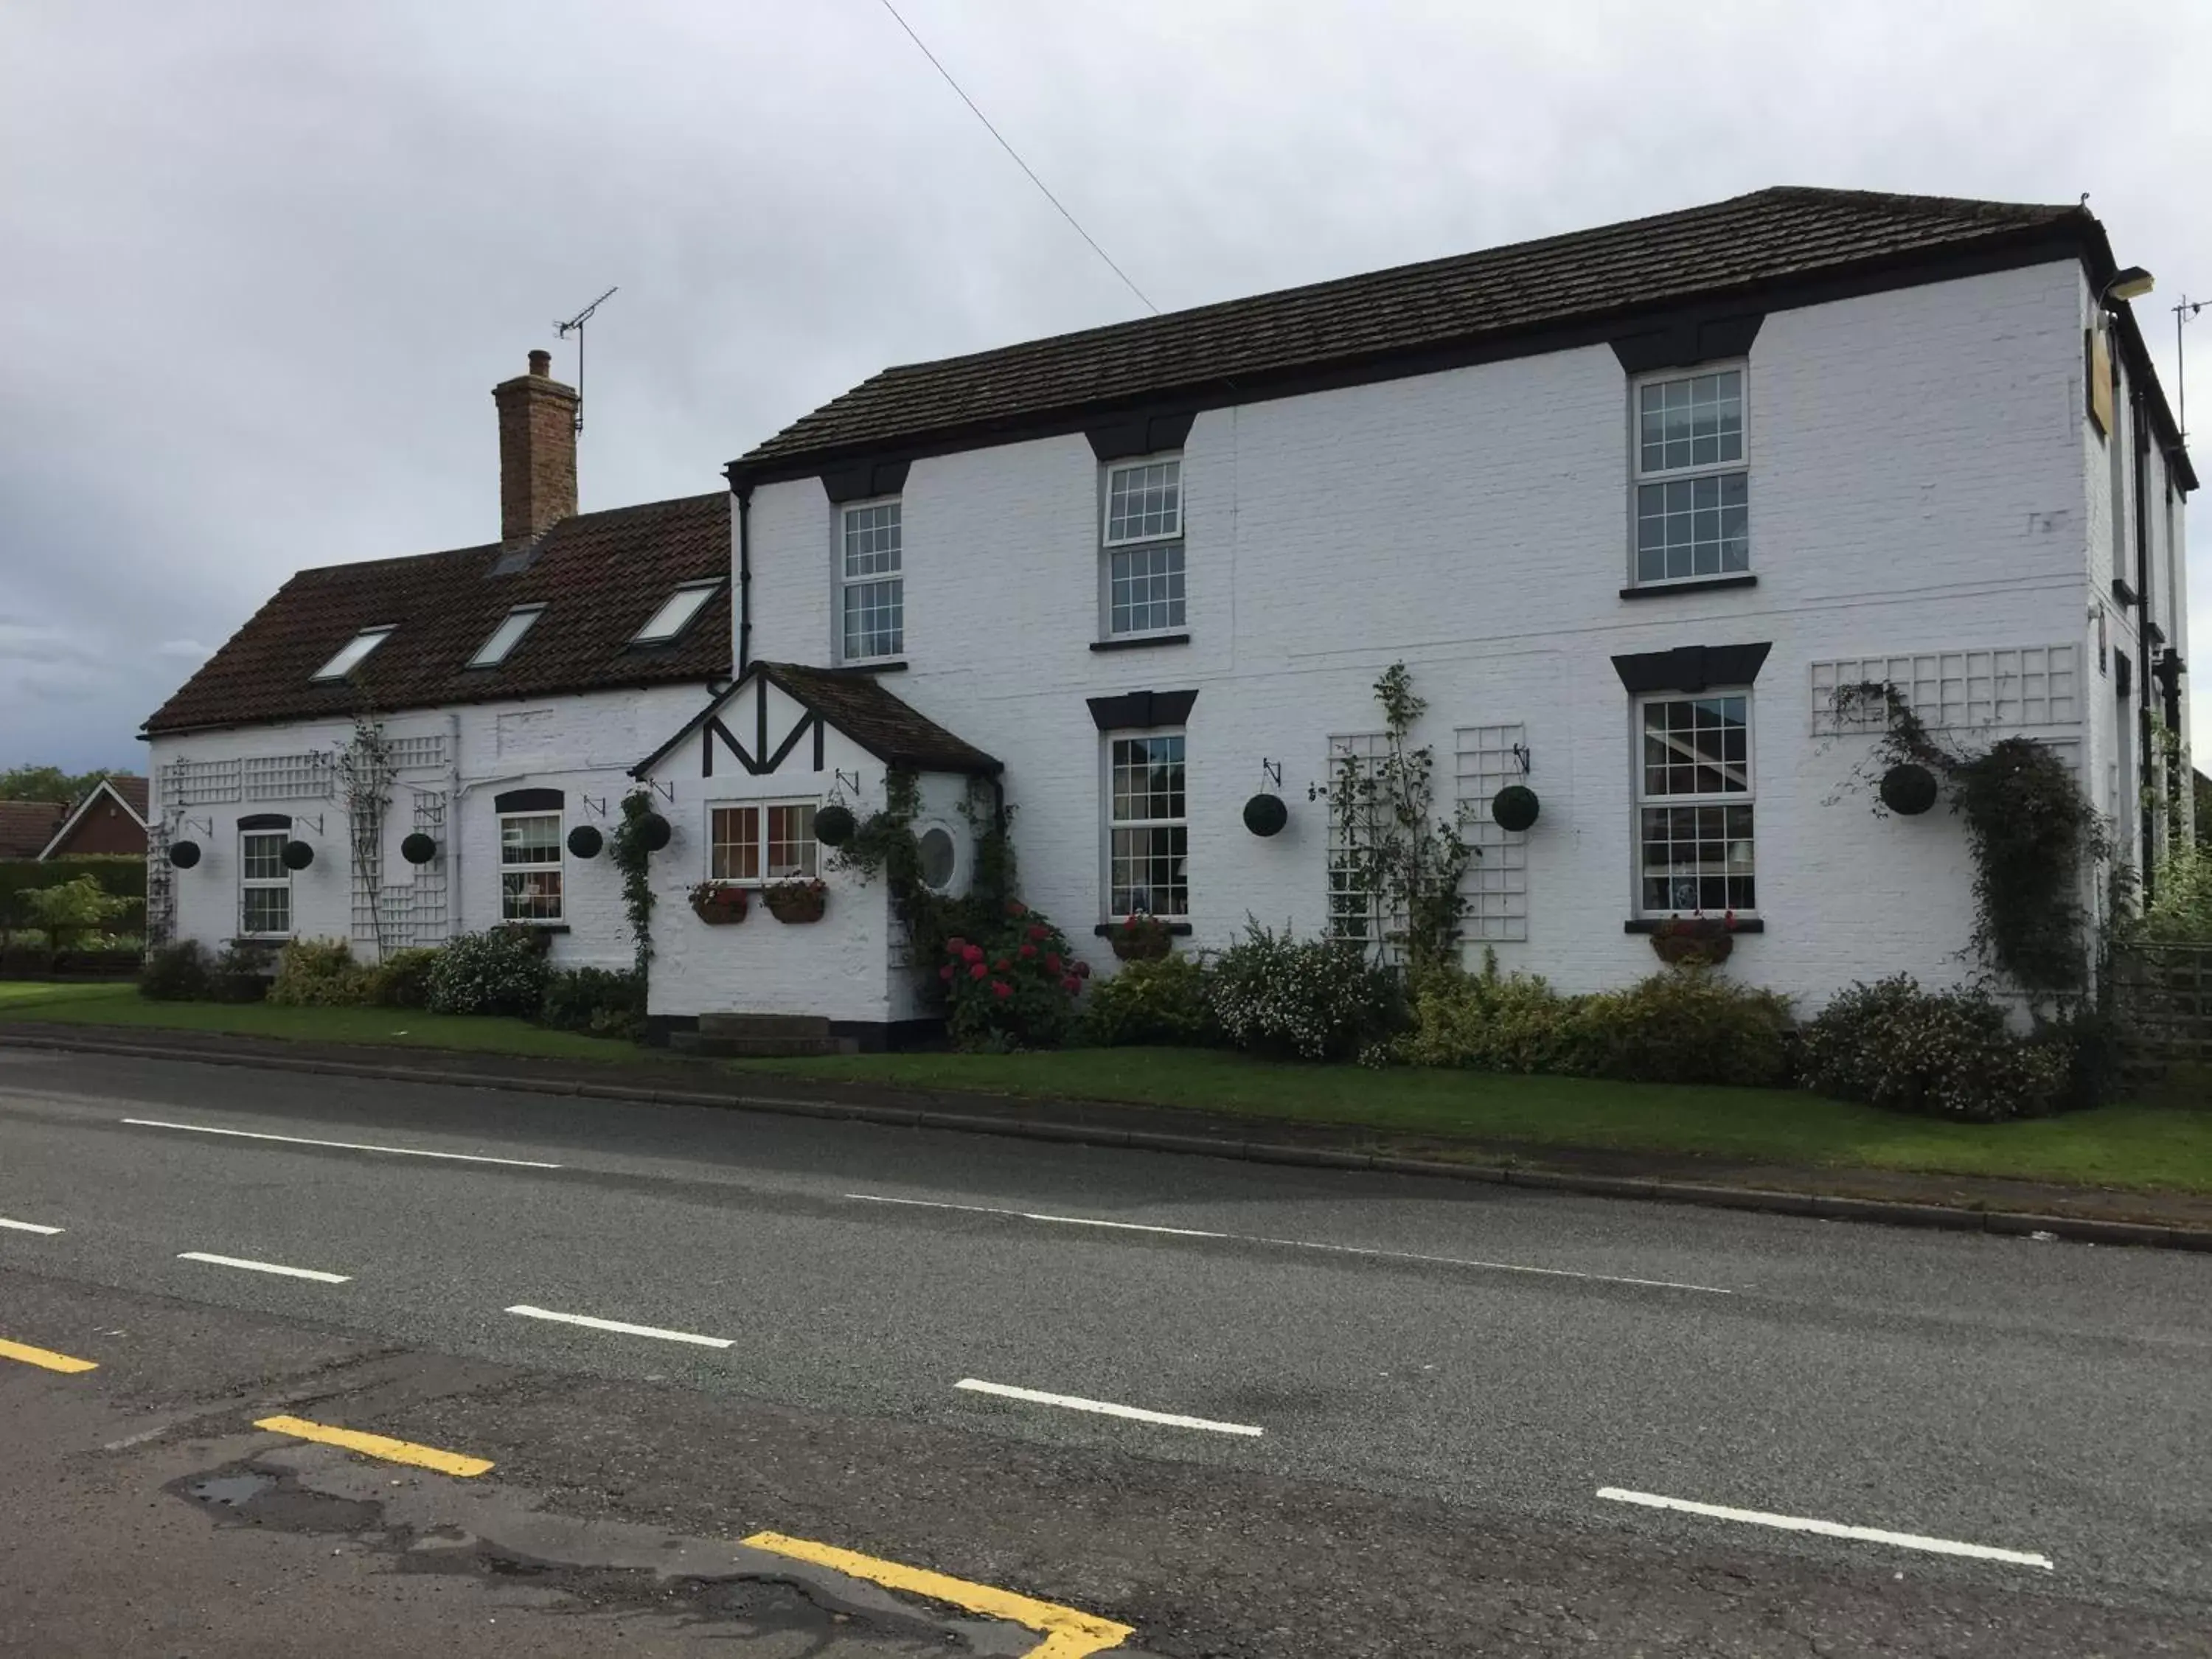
[702,709,823,779]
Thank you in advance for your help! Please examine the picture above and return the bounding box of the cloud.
[0,0,2205,771]
[156,639,214,661]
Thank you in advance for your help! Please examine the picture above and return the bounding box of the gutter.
[734,480,754,676]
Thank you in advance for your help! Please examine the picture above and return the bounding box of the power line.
[873,0,1158,316]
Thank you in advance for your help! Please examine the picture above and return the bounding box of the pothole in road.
[173,1464,383,1532]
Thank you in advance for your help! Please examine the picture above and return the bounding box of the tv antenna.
[554,286,618,435]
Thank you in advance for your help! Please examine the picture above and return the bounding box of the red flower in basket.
[946,936,967,955]
[968,962,988,979]
[964,944,984,964]
[1018,943,1037,959]
[1061,975,1082,995]
[1006,900,1027,917]
[992,981,1012,999]
[1044,953,1062,975]
[939,964,955,981]
[1026,924,1048,942]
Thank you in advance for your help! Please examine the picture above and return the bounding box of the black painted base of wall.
[643,1013,945,1054]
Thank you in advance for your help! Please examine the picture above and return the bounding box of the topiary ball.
[281,839,315,870]
[168,839,201,869]
[1492,785,1540,832]
[814,803,857,847]
[635,812,672,852]
[566,824,604,859]
[1242,792,1288,837]
[1879,762,1939,816]
[400,832,438,865]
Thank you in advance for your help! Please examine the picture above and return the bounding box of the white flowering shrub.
[1798,975,2073,1121]
[1209,921,1405,1062]
[425,927,552,1018]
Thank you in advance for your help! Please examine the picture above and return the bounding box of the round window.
[917,825,958,891]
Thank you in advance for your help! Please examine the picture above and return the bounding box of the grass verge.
[723,1048,2212,1196]
[7,981,2206,1196]
[0,979,637,1062]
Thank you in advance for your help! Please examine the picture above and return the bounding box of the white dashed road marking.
[956,1378,1265,1437]
[1596,1487,2055,1570]
[504,1304,734,1349]
[0,1217,64,1235]
[122,1118,563,1168]
[178,1251,352,1284]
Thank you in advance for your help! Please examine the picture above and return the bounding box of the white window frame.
[238,827,293,938]
[498,810,565,922]
[706,799,819,884]
[467,604,546,668]
[311,626,395,683]
[1103,727,1189,921]
[630,580,722,646]
[1633,690,1756,919]
[1100,454,1185,639]
[1630,364,1749,588]
[838,498,903,664]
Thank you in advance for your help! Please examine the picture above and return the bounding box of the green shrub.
[425,928,552,1017]
[1085,954,1216,1047]
[1798,975,2072,1121]
[540,966,644,1040]
[139,940,210,1001]
[1209,921,1405,1062]
[266,939,373,1006]
[936,901,1085,1051]
[18,875,134,953]
[366,947,443,1009]
[1570,969,1793,1087]
[1398,957,1581,1073]
[208,944,273,1003]
[2135,843,2212,943]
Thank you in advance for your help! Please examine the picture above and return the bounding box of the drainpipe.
[733,479,754,675]
[2131,380,2155,895]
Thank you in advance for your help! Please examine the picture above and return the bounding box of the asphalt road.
[4,1043,2209,1655]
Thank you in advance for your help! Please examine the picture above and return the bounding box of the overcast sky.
[3,0,2207,776]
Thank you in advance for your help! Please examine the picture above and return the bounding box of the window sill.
[504,922,571,933]
[1095,921,1194,937]
[838,659,908,674]
[1620,574,1758,600]
[1622,918,1764,934]
[1091,633,1192,653]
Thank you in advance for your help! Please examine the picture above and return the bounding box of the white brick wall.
[148,684,712,970]
[742,259,2140,1011]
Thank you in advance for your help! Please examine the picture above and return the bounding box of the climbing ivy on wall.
[1834,681,2111,1000]
[609,786,659,986]
[831,770,1018,981]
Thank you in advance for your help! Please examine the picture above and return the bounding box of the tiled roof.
[756,662,1001,775]
[0,801,66,860]
[104,775,150,821]
[734,187,2104,475]
[633,661,1001,779]
[144,494,731,736]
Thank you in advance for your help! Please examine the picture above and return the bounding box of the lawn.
[6,981,2208,1196]
[0,980,639,1063]
[724,1047,2212,1196]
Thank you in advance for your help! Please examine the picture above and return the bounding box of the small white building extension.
[142,354,734,975]
[145,187,2194,1046]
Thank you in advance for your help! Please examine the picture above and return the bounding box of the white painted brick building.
[145,187,2194,1044]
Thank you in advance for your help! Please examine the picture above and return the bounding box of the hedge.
[0,858,147,938]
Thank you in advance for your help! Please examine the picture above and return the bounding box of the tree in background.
[0,765,116,804]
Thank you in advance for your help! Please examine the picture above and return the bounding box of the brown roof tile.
[0,801,66,860]
[636,661,1000,779]
[734,187,2107,476]
[144,494,731,736]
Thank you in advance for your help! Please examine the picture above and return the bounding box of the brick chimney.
[492,349,579,543]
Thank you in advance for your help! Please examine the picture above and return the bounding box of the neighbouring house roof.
[731,186,2192,490]
[633,659,1001,779]
[37,776,150,860]
[142,493,732,737]
[0,800,66,861]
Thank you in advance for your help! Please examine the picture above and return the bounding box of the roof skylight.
[630,580,720,645]
[467,604,546,669]
[311,627,395,683]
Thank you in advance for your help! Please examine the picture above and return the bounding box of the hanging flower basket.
[1879,762,1939,816]
[687,881,749,925]
[1649,913,1738,967]
[762,877,829,924]
[1242,792,1288,837]
[814,804,857,847]
[1108,914,1175,961]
